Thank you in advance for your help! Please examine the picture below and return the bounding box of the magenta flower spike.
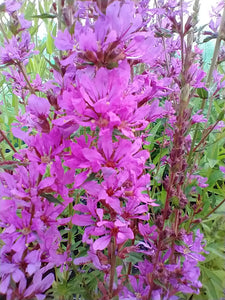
[1,0,219,298]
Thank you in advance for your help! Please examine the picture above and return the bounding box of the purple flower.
[0,0,211,298]
[138,223,158,242]
[2,67,28,98]
[23,270,54,299]
[209,1,225,32]
[219,166,225,177]
[0,261,25,295]
[27,95,50,117]
[178,260,202,293]
[79,136,147,174]
[0,32,38,65]
[54,28,75,51]
[93,218,134,251]
[166,260,202,294]
[72,198,98,227]
[192,111,207,124]
[189,174,209,188]
[18,14,32,29]
[175,229,206,265]
[83,170,126,213]
[18,128,66,174]
[188,64,206,88]
[120,276,150,299]
[214,121,225,131]
[5,0,22,13]
[74,246,110,271]
[55,1,160,67]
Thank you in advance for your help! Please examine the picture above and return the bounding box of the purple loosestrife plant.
[0,0,225,299]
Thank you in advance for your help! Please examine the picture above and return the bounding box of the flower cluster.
[0,0,220,299]
[0,163,70,299]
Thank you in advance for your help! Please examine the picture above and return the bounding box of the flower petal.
[93,235,111,251]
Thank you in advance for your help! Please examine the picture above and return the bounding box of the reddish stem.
[0,129,17,153]
[203,198,225,219]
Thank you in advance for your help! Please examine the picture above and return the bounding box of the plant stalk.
[109,237,116,297]
[188,5,225,165]
[0,129,17,153]
[206,5,225,88]
[17,62,35,94]
[192,119,220,153]
[203,198,225,219]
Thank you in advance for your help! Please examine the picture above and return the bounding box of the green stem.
[68,202,73,246]
[54,267,59,283]
[58,0,63,59]
[151,120,168,199]
[109,237,116,298]
[0,129,17,153]
[65,202,74,281]
[0,20,9,42]
[206,5,225,88]
[203,198,225,219]
[188,6,225,166]
[187,125,199,164]
[192,119,220,153]
[187,92,207,164]
[17,62,35,95]
[0,148,5,160]
[204,6,225,130]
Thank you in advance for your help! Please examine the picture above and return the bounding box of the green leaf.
[32,13,57,19]
[206,245,225,260]
[147,122,162,141]
[0,164,17,170]
[40,193,62,204]
[126,252,143,264]
[203,277,219,300]
[153,279,168,291]
[206,187,225,197]
[207,170,224,187]
[24,1,36,20]
[197,88,208,99]
[191,292,208,300]
[30,18,39,36]
[206,142,219,168]
[153,148,168,165]
[203,34,218,43]
[174,239,188,246]
[203,267,224,289]
[38,1,45,14]
[12,94,18,115]
[217,109,225,121]
[38,57,47,77]
[84,172,97,183]
[213,270,225,286]
[0,3,6,12]
[46,31,54,54]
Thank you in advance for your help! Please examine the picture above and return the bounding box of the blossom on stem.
[175,229,206,265]
[93,218,134,251]
[0,32,38,65]
[5,0,22,13]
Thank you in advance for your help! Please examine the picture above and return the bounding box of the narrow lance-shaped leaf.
[40,193,62,204]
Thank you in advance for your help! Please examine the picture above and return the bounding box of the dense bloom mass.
[1,0,224,299]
